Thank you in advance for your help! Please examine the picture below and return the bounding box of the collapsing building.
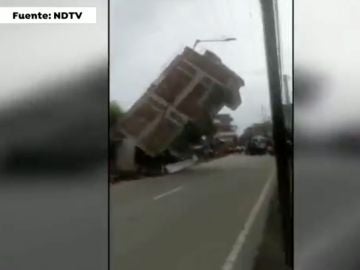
[117,47,245,159]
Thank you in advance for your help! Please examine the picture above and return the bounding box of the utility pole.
[283,74,291,105]
[260,0,293,267]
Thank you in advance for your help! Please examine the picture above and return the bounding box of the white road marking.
[221,170,275,270]
[153,186,183,200]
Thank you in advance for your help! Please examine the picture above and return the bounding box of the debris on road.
[165,155,198,174]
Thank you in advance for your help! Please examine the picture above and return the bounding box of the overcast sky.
[111,0,292,133]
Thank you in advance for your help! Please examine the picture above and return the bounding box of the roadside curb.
[222,171,276,270]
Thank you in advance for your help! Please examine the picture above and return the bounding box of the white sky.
[111,0,292,133]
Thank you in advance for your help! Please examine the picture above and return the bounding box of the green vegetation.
[110,101,124,127]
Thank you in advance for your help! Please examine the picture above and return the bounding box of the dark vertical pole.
[259,0,293,267]
[283,75,291,105]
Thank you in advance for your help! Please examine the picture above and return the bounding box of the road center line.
[221,170,275,270]
[153,186,183,200]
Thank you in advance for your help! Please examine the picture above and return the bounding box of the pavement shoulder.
[252,196,289,270]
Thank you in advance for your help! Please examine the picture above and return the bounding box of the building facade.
[119,47,244,156]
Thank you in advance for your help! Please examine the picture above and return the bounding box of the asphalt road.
[111,155,275,270]
[295,153,360,270]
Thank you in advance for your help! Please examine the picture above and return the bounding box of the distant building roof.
[214,113,233,124]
